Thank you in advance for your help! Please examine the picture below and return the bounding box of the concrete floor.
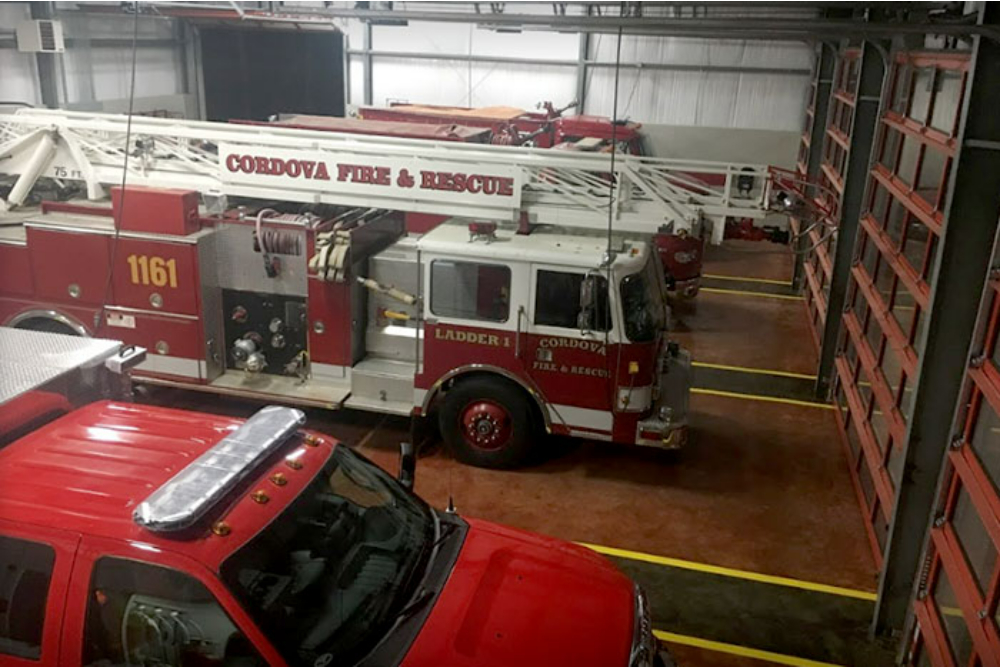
[139,239,884,666]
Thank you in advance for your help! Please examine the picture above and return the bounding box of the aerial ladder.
[0,108,835,245]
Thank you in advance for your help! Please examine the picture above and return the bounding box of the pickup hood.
[402,518,634,666]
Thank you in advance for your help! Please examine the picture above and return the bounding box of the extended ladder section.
[0,108,782,243]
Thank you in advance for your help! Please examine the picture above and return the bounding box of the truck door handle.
[515,306,525,359]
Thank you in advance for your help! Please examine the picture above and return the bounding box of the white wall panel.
[586,34,812,131]
[371,20,577,60]
[0,51,41,107]
[60,13,181,104]
[359,19,577,107]
[348,57,364,108]
[371,56,574,109]
[0,3,41,106]
[371,57,468,106]
[87,46,181,102]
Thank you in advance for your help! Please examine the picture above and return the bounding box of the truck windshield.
[620,257,666,343]
[220,447,433,666]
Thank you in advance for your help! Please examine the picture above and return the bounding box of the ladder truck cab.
[412,221,690,466]
[0,109,813,468]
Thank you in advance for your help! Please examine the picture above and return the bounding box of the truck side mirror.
[578,273,597,333]
[398,442,416,490]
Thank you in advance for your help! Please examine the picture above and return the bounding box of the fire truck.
[0,328,663,666]
[235,113,495,144]
[0,108,796,468]
[358,100,646,153]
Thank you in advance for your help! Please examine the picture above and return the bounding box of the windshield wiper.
[393,587,436,625]
[430,519,459,550]
[391,516,459,627]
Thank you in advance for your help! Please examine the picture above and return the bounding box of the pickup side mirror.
[398,442,416,490]
[578,272,598,333]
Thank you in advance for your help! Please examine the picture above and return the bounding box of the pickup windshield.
[220,447,433,666]
[620,257,666,342]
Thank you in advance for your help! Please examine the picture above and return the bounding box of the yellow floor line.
[579,542,876,602]
[655,629,839,667]
[702,286,805,301]
[692,387,835,410]
[693,361,818,380]
[703,273,794,287]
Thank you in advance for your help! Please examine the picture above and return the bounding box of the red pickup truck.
[0,392,664,666]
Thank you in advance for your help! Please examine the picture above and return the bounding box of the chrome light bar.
[134,405,307,532]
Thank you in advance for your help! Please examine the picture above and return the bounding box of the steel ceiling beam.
[344,48,812,76]
[264,6,994,40]
[77,2,995,41]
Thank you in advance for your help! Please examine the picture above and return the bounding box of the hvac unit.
[16,20,65,53]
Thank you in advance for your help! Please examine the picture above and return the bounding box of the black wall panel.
[200,27,344,122]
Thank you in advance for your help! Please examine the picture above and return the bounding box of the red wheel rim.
[459,400,512,452]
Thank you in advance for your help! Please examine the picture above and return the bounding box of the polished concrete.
[138,240,880,665]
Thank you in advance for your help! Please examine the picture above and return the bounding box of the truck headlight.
[629,584,656,666]
[673,251,697,264]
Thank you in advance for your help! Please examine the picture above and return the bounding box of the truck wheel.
[438,377,537,469]
[13,317,81,336]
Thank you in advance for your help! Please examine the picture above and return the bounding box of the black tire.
[438,376,537,469]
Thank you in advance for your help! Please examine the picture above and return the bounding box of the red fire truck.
[358,100,646,153]
[0,108,785,468]
[235,113,495,144]
[0,327,663,666]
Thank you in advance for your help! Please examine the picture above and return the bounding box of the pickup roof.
[0,399,661,666]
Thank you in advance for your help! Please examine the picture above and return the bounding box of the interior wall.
[341,16,814,133]
[0,3,42,107]
[359,19,579,110]
[0,3,192,116]
[642,124,801,168]
[586,35,812,131]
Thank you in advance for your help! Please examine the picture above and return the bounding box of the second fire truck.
[0,108,798,468]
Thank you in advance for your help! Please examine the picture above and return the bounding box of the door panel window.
[82,557,265,667]
[534,270,610,331]
[430,260,511,322]
[0,535,55,660]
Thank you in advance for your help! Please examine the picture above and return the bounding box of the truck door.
[0,520,79,668]
[524,265,616,440]
[419,255,528,384]
[60,536,282,666]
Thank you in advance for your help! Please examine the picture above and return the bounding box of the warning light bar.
[133,405,307,533]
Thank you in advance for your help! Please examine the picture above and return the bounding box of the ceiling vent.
[16,20,65,53]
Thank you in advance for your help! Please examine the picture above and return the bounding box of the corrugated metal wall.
[343,17,814,131]
[586,36,812,130]
[0,3,185,111]
[0,3,42,106]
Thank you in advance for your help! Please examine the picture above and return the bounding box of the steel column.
[792,41,836,292]
[576,32,590,113]
[814,40,887,398]
[362,21,374,106]
[873,3,1000,638]
[342,48,811,76]
[211,5,1000,40]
